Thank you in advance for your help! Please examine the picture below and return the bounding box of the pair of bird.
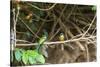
[37,33,64,50]
[38,32,64,46]
[36,32,65,54]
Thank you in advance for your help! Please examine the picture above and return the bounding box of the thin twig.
[67,30,85,51]
[87,41,96,44]
[49,5,67,40]
[85,43,90,62]
[18,17,40,38]
[49,28,61,41]
[32,13,50,42]
[15,4,20,23]
[49,16,58,40]
[81,14,96,37]
[76,6,92,23]
[72,34,84,39]
[16,39,33,44]
[91,27,96,36]
[70,20,82,34]
[32,13,53,22]
[27,3,57,11]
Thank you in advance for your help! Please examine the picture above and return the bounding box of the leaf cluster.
[12,48,45,65]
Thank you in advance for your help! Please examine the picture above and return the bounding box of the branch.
[12,8,16,50]
[27,3,57,11]
[16,36,96,46]
[85,43,90,62]
[18,17,40,38]
[15,4,20,23]
[16,39,33,44]
[81,14,96,37]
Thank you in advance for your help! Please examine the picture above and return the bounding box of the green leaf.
[15,49,22,62]
[22,51,28,64]
[27,50,39,57]
[28,56,37,64]
[26,50,39,64]
[36,54,45,64]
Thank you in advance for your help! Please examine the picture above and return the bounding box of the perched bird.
[38,34,47,45]
[59,33,65,51]
[36,31,48,52]
[36,32,48,57]
[59,33,74,50]
[59,33,64,41]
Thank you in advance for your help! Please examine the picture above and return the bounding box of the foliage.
[14,48,45,65]
[15,48,23,62]
[92,6,96,11]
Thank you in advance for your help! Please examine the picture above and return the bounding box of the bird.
[38,34,47,45]
[59,33,65,51]
[59,33,75,50]
[36,32,48,57]
[59,33,64,41]
[38,30,48,45]
[36,31,48,53]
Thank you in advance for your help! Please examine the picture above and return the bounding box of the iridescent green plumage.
[38,35,47,45]
[36,31,48,52]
